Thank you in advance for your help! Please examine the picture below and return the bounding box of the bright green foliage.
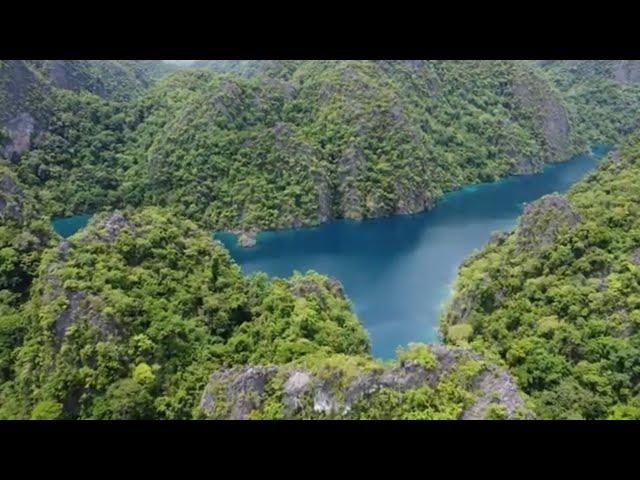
[396,342,438,369]
[0,208,368,419]
[3,60,640,421]
[30,400,62,420]
[0,169,55,386]
[443,136,640,419]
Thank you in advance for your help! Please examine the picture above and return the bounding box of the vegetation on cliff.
[199,344,531,420]
[443,137,640,419]
[4,60,583,233]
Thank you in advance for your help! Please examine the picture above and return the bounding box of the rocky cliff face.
[0,60,165,162]
[516,194,581,252]
[0,171,24,222]
[612,61,640,86]
[199,345,532,420]
[0,61,51,161]
[512,73,571,162]
[27,60,162,100]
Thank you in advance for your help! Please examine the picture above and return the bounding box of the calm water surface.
[52,146,610,358]
[216,146,610,358]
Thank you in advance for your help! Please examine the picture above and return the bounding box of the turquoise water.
[51,146,610,358]
[217,146,611,358]
[51,213,93,238]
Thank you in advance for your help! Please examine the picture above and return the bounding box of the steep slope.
[0,167,55,302]
[442,138,640,419]
[0,167,55,385]
[0,60,53,161]
[1,60,168,164]
[0,208,369,419]
[9,60,574,234]
[538,60,640,147]
[148,60,572,229]
[26,60,166,101]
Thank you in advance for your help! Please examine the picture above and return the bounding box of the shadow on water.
[51,145,611,359]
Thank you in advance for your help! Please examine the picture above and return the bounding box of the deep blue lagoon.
[52,146,610,359]
[217,146,610,358]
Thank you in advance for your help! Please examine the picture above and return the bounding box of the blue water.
[217,146,610,358]
[51,146,610,359]
[51,213,93,238]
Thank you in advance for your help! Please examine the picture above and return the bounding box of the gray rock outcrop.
[199,345,532,420]
[237,231,257,248]
[516,194,581,252]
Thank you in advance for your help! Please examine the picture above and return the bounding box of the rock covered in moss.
[516,194,581,252]
[237,231,257,248]
[199,344,532,420]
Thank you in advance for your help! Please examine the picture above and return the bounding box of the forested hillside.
[2,59,640,420]
[0,207,526,420]
[0,208,370,418]
[442,136,640,419]
[537,60,640,147]
[4,60,618,235]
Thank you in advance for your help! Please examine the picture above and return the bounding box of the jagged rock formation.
[199,345,532,420]
[0,61,51,161]
[512,70,571,162]
[0,171,24,221]
[516,194,581,252]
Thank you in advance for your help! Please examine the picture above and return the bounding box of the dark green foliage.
[5,60,583,233]
[538,60,640,147]
[0,169,55,384]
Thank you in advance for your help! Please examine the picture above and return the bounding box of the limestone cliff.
[199,345,532,420]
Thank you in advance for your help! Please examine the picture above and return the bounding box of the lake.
[216,146,610,358]
[52,145,610,358]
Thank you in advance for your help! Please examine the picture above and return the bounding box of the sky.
[163,60,196,66]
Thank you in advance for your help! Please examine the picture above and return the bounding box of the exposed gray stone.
[462,366,532,420]
[200,366,278,420]
[283,370,312,415]
[0,172,23,221]
[517,194,581,252]
[54,291,86,340]
[237,231,257,248]
[200,345,531,420]
[612,60,640,86]
[2,113,35,160]
[512,78,570,161]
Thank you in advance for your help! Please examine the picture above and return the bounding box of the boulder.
[237,231,257,248]
[516,194,581,252]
